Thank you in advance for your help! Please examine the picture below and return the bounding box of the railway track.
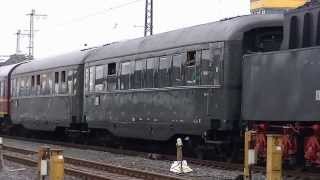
[2,145,188,180]
[2,136,320,180]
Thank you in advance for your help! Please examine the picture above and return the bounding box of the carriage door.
[201,42,224,115]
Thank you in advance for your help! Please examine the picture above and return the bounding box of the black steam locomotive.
[243,1,320,166]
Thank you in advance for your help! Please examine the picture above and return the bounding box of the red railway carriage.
[0,63,23,123]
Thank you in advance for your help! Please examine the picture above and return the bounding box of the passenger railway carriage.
[10,51,91,132]
[83,14,283,153]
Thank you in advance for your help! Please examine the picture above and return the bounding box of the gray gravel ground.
[3,138,245,180]
[0,160,36,180]
[0,160,85,180]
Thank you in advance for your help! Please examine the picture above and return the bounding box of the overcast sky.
[0,0,250,59]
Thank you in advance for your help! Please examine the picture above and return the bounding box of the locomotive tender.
[243,1,320,165]
[0,14,283,157]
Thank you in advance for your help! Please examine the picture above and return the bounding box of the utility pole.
[144,0,153,36]
[15,30,28,55]
[26,9,47,60]
[16,30,22,54]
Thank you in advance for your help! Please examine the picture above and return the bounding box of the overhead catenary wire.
[55,0,144,27]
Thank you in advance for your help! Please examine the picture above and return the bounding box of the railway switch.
[170,138,192,174]
[267,135,283,180]
[49,149,64,180]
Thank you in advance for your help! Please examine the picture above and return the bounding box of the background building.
[251,0,307,14]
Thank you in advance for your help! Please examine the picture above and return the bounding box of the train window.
[200,50,214,85]
[303,13,312,48]
[158,56,171,87]
[25,77,30,96]
[41,74,49,95]
[60,71,67,94]
[14,79,17,97]
[48,73,53,95]
[187,51,196,66]
[16,78,19,97]
[36,75,41,95]
[24,77,28,96]
[134,59,146,89]
[289,16,299,49]
[73,70,78,94]
[16,78,20,97]
[61,71,66,83]
[106,63,118,91]
[20,78,25,96]
[95,65,104,91]
[146,58,155,88]
[185,51,197,85]
[108,63,116,75]
[85,68,89,92]
[54,72,59,83]
[25,77,29,96]
[95,66,104,80]
[68,70,73,95]
[213,47,224,86]
[54,72,59,94]
[31,76,35,87]
[243,27,283,53]
[120,61,132,90]
[172,54,183,86]
[89,66,95,92]
[36,75,40,85]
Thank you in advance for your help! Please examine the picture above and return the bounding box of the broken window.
[187,51,196,66]
[108,63,116,75]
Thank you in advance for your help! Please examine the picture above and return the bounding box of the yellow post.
[244,131,254,180]
[49,149,64,180]
[266,135,283,180]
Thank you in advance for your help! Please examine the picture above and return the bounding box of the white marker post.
[170,138,192,174]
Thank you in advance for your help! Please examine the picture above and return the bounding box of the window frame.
[106,62,118,91]
[172,54,184,86]
[120,61,133,90]
[134,59,147,89]
[95,65,105,92]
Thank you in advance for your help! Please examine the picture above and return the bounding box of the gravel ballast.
[3,138,244,180]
